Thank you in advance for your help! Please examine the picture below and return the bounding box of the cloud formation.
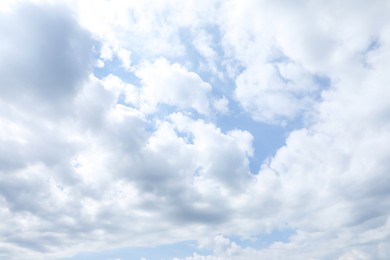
[0,0,389,259]
[0,3,95,113]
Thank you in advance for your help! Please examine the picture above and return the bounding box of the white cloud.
[217,0,390,124]
[100,42,114,61]
[101,74,139,106]
[170,113,254,192]
[117,48,132,70]
[0,0,390,259]
[235,62,316,123]
[136,58,213,115]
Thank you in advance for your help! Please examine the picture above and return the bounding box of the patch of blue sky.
[61,240,211,260]
[61,229,296,260]
[313,74,331,100]
[176,26,221,67]
[313,74,331,89]
[116,91,131,107]
[267,49,291,64]
[175,28,204,67]
[366,37,380,52]
[176,25,242,92]
[226,228,296,250]
[172,124,195,145]
[361,37,381,69]
[215,109,290,174]
[148,103,207,123]
[94,55,141,86]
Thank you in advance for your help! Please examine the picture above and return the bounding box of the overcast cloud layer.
[1,0,390,259]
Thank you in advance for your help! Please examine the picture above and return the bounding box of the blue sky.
[63,229,295,260]
[62,240,209,260]
[0,1,390,259]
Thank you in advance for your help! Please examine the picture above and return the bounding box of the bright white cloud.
[0,0,390,260]
[136,58,213,115]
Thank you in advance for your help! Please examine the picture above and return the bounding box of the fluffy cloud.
[0,0,390,259]
[174,1,390,258]
[0,3,253,253]
[235,61,318,123]
[0,2,95,114]
[136,58,213,115]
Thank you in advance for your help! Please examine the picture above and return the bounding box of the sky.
[0,0,390,259]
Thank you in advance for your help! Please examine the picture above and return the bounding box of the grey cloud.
[0,4,100,258]
[169,203,230,225]
[0,3,95,113]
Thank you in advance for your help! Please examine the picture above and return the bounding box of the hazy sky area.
[0,0,390,259]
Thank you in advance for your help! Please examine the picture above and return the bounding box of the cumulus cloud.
[136,58,213,115]
[0,0,390,259]
[235,62,318,123]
